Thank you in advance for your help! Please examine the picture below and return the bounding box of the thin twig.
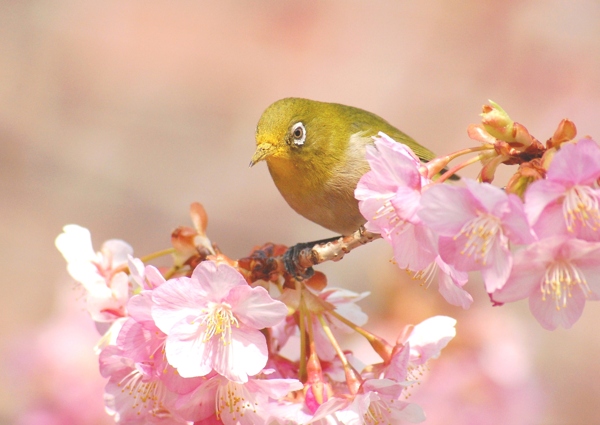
[237,230,382,283]
[296,229,382,269]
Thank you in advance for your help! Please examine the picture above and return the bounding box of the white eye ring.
[291,122,306,146]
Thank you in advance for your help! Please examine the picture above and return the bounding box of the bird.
[250,97,439,237]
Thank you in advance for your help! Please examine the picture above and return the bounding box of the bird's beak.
[249,143,276,167]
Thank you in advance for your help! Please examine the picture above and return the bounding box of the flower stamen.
[200,302,239,344]
[117,369,167,417]
[409,261,437,288]
[541,260,591,310]
[455,213,502,265]
[216,381,257,422]
[374,200,413,238]
[563,185,600,232]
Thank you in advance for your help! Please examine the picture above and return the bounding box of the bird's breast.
[265,138,371,235]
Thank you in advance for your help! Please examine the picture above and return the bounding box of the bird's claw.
[283,243,315,280]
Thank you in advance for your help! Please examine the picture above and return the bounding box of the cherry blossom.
[55,224,133,323]
[99,345,189,425]
[405,316,457,366]
[368,316,457,383]
[355,132,438,272]
[151,261,288,382]
[356,135,473,308]
[433,256,472,309]
[419,178,535,292]
[525,138,600,241]
[491,236,600,330]
[312,352,425,425]
[174,372,302,425]
[53,101,600,425]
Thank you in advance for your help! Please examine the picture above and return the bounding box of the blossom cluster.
[56,221,456,424]
[54,101,599,424]
[356,103,600,330]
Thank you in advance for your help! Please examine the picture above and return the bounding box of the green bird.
[250,97,438,236]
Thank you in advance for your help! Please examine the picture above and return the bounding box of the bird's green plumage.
[253,97,437,235]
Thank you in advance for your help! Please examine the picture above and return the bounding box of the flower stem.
[140,247,177,263]
[437,154,486,183]
[317,314,362,394]
[163,264,183,280]
[444,145,492,163]
[297,279,308,382]
[329,310,393,361]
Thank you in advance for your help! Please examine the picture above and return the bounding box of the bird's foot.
[283,242,315,280]
[282,236,341,280]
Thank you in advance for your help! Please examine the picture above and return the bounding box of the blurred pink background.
[2,1,600,424]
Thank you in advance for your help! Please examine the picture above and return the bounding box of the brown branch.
[238,229,382,283]
[295,229,382,269]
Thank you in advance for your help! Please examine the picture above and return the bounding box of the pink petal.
[174,377,220,422]
[143,264,166,290]
[110,271,130,303]
[530,201,569,239]
[126,292,154,322]
[546,138,600,185]
[407,316,457,364]
[390,186,422,222]
[491,256,544,303]
[355,165,396,199]
[229,285,288,329]
[151,277,205,333]
[356,194,389,234]
[127,256,146,291]
[419,184,477,235]
[192,414,222,424]
[160,365,205,395]
[525,179,568,226]
[165,322,212,378]
[325,288,369,327]
[117,319,163,363]
[528,288,586,330]
[101,239,134,267]
[375,133,421,164]
[463,178,510,214]
[192,261,247,301]
[249,377,303,399]
[217,326,268,382]
[66,262,104,290]
[438,272,473,309]
[390,223,438,271]
[362,378,404,397]
[384,343,410,382]
[480,239,512,292]
[503,194,537,244]
[311,397,351,422]
[438,235,478,272]
[55,225,97,264]
[99,345,131,378]
[370,138,422,189]
[389,401,426,423]
[569,240,600,295]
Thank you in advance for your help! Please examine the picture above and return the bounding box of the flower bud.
[171,225,199,256]
[190,202,209,236]
[481,101,538,149]
[467,123,497,146]
[505,159,546,197]
[547,119,577,149]
[304,351,333,413]
[481,101,515,141]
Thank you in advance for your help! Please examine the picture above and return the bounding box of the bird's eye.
[290,122,306,146]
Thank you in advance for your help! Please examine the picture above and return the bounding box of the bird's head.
[250,97,345,169]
